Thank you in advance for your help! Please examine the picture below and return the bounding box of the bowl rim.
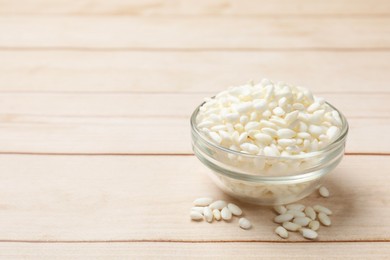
[191,100,349,161]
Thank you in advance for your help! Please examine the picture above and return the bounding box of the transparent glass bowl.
[191,102,349,205]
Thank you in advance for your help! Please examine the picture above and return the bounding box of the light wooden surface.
[0,0,389,258]
[0,93,388,154]
[0,242,389,259]
[1,0,390,15]
[0,155,388,241]
[0,16,389,49]
[1,51,390,93]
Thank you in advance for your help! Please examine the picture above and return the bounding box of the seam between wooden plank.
[346,152,390,156]
[0,91,389,95]
[0,152,195,156]
[1,91,390,95]
[0,114,189,119]
[0,239,387,243]
[0,14,390,18]
[0,114,387,120]
[1,47,390,52]
[0,152,387,156]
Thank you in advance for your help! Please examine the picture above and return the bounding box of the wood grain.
[0,155,388,241]
[0,92,388,154]
[0,242,389,259]
[0,116,387,154]
[0,51,389,93]
[0,0,388,255]
[0,16,389,49]
[0,92,388,118]
[0,0,389,15]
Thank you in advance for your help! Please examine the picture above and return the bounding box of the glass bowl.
[190,102,349,206]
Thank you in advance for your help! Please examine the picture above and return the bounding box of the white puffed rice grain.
[213,209,221,221]
[309,220,320,231]
[282,221,301,232]
[193,197,213,206]
[286,210,306,218]
[318,212,331,226]
[300,228,318,240]
[191,207,204,214]
[293,217,311,227]
[319,186,330,198]
[286,204,305,211]
[275,226,289,239]
[313,205,332,215]
[274,213,294,223]
[239,218,252,230]
[190,211,203,221]
[273,205,287,215]
[203,207,213,223]
[304,206,316,220]
[209,200,227,210]
[227,203,243,216]
[221,207,232,221]
[286,203,305,211]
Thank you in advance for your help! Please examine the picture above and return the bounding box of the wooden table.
[0,0,389,258]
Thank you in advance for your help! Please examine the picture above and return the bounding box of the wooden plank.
[0,91,388,154]
[0,155,388,241]
[0,17,389,49]
[0,116,387,154]
[0,116,189,154]
[0,51,389,93]
[0,0,389,15]
[0,242,389,259]
[0,92,388,118]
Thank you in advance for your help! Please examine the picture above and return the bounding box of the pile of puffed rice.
[196,79,342,158]
[190,186,331,240]
[190,198,252,230]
